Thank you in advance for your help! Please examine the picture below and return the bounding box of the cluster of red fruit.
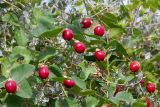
[110,61,155,106]
[3,18,156,107]
[4,65,75,94]
[129,61,155,93]
[63,18,106,61]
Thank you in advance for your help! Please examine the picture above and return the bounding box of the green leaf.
[109,28,124,39]
[144,71,156,82]
[79,89,95,96]
[72,76,86,89]
[78,62,97,80]
[10,64,35,84]
[0,76,6,88]
[75,0,82,6]
[32,24,48,37]
[84,67,97,80]
[84,55,96,62]
[3,95,24,107]
[2,13,19,26]
[157,82,160,90]
[40,28,63,38]
[11,46,32,63]
[115,91,135,103]
[14,28,28,46]
[101,13,120,28]
[16,79,32,98]
[119,5,130,19]
[132,28,142,43]
[67,20,85,42]
[55,99,70,107]
[132,100,145,107]
[38,47,56,62]
[86,40,106,45]
[66,98,78,107]
[68,20,82,35]
[52,77,66,82]
[85,34,100,40]
[147,53,160,62]
[38,16,53,27]
[107,40,129,58]
[49,64,62,77]
[33,7,42,20]
[147,0,158,12]
[86,96,99,107]
[132,28,141,36]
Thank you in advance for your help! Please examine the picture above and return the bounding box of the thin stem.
[90,7,108,18]
[3,0,22,11]
[61,84,68,98]
[83,0,89,15]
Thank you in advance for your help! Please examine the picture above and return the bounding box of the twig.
[3,0,22,11]
[90,7,108,18]
[126,23,160,29]
[83,0,89,15]
[61,84,68,98]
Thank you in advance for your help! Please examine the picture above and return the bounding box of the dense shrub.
[0,0,160,107]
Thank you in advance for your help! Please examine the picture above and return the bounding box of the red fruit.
[63,79,75,88]
[114,84,119,96]
[73,42,85,53]
[146,82,155,93]
[38,65,49,79]
[129,61,140,72]
[81,18,92,28]
[106,104,110,107]
[94,25,105,36]
[5,79,17,93]
[146,98,150,107]
[94,50,106,61]
[62,29,73,41]
[140,79,145,85]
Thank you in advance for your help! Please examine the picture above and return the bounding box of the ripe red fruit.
[94,50,106,61]
[114,84,119,96]
[146,98,150,107]
[73,42,85,53]
[81,18,92,28]
[146,82,155,93]
[94,25,105,36]
[105,104,110,107]
[38,65,49,79]
[140,79,145,85]
[62,29,73,41]
[129,61,140,72]
[63,79,75,88]
[5,79,17,93]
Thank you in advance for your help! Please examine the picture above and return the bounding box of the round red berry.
[94,25,105,36]
[63,79,75,88]
[62,29,73,41]
[73,42,85,54]
[146,98,150,107]
[38,65,49,79]
[114,84,119,96]
[129,61,140,72]
[5,79,17,93]
[81,18,92,28]
[140,79,145,85]
[146,82,155,93]
[94,50,106,61]
[105,104,110,107]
